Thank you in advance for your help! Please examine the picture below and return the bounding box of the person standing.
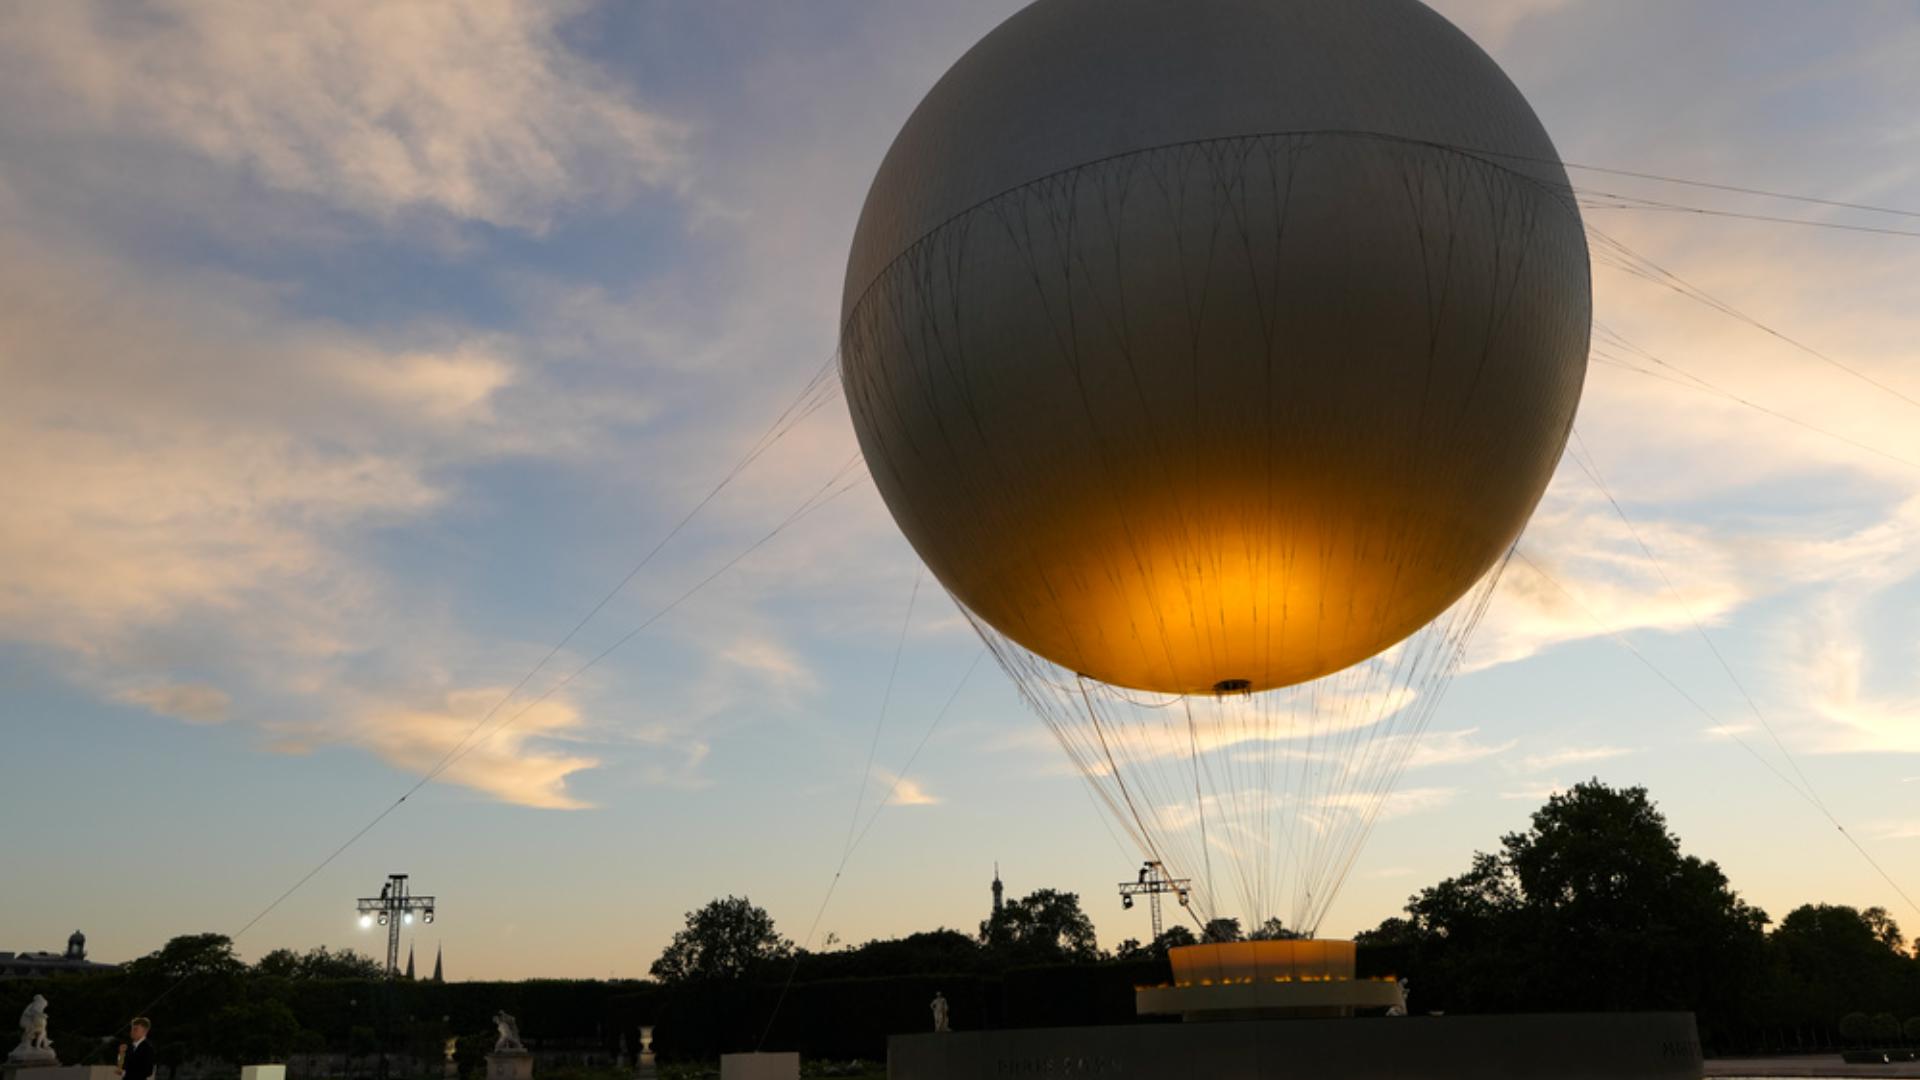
[119,1018,155,1080]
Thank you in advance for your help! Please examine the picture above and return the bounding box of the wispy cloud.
[1320,786,1460,822]
[1361,866,1416,880]
[875,770,940,808]
[1520,746,1634,773]
[0,0,685,230]
[1404,728,1517,770]
[1501,782,1568,802]
[117,683,231,725]
[296,688,601,810]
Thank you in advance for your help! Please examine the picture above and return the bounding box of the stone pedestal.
[485,1051,532,1080]
[633,1026,656,1080]
[890,1012,1704,1080]
[4,1048,58,1071]
[4,1067,117,1080]
[719,1052,797,1080]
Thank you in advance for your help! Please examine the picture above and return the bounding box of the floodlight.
[359,915,373,929]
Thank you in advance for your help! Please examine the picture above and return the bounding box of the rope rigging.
[843,125,1585,934]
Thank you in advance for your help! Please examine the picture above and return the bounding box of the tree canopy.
[125,933,247,981]
[650,895,792,983]
[1364,780,1773,1034]
[979,888,1099,964]
[255,946,384,981]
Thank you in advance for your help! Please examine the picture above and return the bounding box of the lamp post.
[356,873,437,978]
[1117,860,1191,943]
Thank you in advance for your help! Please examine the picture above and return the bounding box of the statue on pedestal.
[9,995,58,1067]
[485,1012,531,1080]
[492,1013,524,1053]
[930,992,950,1033]
[1387,978,1411,1017]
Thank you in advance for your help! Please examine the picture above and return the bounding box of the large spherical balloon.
[840,0,1589,695]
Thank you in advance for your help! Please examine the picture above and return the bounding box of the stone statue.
[1387,978,1411,1017]
[492,1011,524,1053]
[444,1037,459,1063]
[20,997,51,1051]
[930,991,950,1033]
[9,995,57,1066]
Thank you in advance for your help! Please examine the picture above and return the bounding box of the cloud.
[1520,745,1633,773]
[1794,634,1920,755]
[309,687,601,810]
[1328,786,1460,822]
[720,635,819,694]
[875,770,940,807]
[1502,783,1568,802]
[117,682,231,725]
[0,227,522,658]
[1361,866,1416,880]
[1468,480,1749,673]
[0,162,672,805]
[1429,0,1575,51]
[1403,728,1517,770]
[0,0,685,230]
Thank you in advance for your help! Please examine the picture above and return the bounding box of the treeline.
[1353,781,1920,1054]
[9,936,1168,1069]
[12,781,1919,1067]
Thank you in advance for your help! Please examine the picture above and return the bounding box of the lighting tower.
[1117,860,1190,942]
[356,873,436,978]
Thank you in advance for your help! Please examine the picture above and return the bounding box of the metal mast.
[356,873,436,978]
[1117,860,1191,942]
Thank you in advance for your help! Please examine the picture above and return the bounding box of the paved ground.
[1709,1056,1920,1078]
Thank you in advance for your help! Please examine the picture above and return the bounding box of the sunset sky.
[3,0,1918,980]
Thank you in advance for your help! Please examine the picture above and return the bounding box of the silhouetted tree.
[1249,917,1299,941]
[254,946,383,981]
[126,933,247,981]
[980,888,1098,963]
[651,896,792,983]
[1200,918,1242,943]
[1361,780,1770,1037]
[1770,903,1915,1028]
[1155,926,1198,952]
[1863,907,1907,953]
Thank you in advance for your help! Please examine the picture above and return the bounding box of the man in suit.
[119,1018,155,1080]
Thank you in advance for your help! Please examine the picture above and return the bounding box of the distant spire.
[405,943,416,980]
[992,862,1004,915]
[432,944,444,983]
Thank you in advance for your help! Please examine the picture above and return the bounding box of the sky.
[2,0,1918,981]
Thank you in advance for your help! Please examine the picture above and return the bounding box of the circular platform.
[1137,940,1404,1020]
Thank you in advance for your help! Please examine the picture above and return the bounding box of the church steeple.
[404,943,416,980]
[431,944,444,983]
[992,862,1004,915]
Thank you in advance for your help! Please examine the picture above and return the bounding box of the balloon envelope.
[841,0,1589,694]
